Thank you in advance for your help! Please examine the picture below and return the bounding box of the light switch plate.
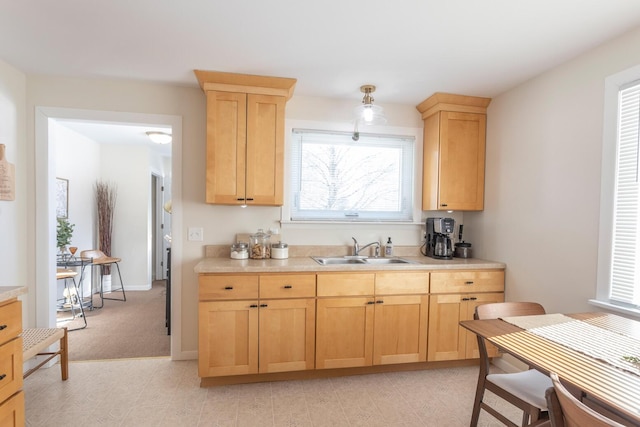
[188,227,203,241]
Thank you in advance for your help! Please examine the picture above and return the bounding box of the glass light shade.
[146,131,172,144]
[354,104,387,126]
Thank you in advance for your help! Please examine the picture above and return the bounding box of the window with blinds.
[289,129,414,222]
[610,81,640,305]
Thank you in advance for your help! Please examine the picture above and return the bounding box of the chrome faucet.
[352,237,380,257]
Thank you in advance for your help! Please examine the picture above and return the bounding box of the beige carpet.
[57,280,170,361]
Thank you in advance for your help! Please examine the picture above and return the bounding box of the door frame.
[34,106,184,359]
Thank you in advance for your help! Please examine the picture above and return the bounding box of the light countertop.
[195,256,505,274]
[0,286,27,302]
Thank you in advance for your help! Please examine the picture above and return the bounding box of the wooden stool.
[80,249,126,309]
[22,327,68,380]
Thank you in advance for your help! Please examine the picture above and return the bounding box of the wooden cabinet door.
[427,293,466,361]
[373,295,428,365]
[198,300,258,377]
[259,298,315,373]
[316,297,374,369]
[463,292,504,359]
[245,94,286,206]
[205,91,247,204]
[437,111,486,210]
[0,391,24,427]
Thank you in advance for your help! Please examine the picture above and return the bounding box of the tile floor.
[24,358,523,426]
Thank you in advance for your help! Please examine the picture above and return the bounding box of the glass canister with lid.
[230,242,249,259]
[271,241,289,259]
[249,229,271,259]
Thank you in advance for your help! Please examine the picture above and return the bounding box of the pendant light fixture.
[354,85,387,126]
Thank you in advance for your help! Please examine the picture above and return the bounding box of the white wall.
[0,60,27,320]
[465,26,640,314]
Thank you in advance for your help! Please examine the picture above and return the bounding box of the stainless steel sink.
[311,256,415,265]
[363,257,415,264]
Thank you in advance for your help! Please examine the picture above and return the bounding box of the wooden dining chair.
[471,302,552,427]
[545,372,625,427]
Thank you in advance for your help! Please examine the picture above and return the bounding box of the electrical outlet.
[188,227,204,241]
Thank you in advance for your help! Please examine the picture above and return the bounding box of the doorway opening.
[35,107,183,361]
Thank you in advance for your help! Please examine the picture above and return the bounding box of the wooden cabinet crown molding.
[416,92,491,119]
[194,70,297,100]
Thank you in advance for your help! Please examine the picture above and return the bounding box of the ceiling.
[2,0,640,107]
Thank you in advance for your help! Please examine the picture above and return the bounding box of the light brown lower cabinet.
[0,298,24,426]
[315,272,429,369]
[198,273,315,377]
[198,268,503,381]
[427,270,505,362]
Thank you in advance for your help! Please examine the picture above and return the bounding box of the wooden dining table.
[460,312,640,426]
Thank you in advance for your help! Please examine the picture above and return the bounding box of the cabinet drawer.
[0,390,24,427]
[199,275,259,300]
[375,272,429,295]
[317,273,375,296]
[260,274,316,299]
[0,337,22,405]
[430,270,504,293]
[0,301,21,346]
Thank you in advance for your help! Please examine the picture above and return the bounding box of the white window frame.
[593,64,640,318]
[280,120,423,226]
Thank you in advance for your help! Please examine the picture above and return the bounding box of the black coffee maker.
[426,218,455,259]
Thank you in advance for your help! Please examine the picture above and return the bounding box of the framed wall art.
[56,177,69,218]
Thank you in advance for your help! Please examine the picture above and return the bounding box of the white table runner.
[501,313,640,376]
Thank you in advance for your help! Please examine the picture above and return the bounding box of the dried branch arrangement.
[95,181,117,260]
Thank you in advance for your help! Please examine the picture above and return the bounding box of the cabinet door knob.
[0,374,5,381]
[224,286,233,290]
[0,325,6,331]
[283,285,292,289]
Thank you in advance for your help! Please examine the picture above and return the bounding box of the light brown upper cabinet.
[416,93,491,211]
[194,70,297,206]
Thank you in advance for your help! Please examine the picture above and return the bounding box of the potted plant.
[56,218,75,254]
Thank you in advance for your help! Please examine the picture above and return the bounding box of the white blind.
[611,82,640,305]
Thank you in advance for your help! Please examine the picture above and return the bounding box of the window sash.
[290,129,414,222]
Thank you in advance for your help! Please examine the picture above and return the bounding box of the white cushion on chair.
[487,369,552,409]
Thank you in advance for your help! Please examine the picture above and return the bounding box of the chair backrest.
[547,372,625,427]
[80,249,107,259]
[475,301,546,320]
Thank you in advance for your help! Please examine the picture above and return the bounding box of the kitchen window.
[288,129,414,222]
[595,67,640,315]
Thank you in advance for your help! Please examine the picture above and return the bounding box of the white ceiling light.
[354,85,387,126]
[146,131,172,144]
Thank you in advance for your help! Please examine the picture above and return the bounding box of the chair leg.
[101,262,126,303]
[68,277,87,331]
[60,328,69,381]
[470,374,485,426]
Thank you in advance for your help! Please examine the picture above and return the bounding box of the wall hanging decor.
[0,144,16,201]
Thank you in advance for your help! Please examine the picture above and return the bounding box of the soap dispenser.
[384,237,393,257]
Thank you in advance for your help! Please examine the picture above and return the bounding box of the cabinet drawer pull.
[366,301,375,305]
[224,286,233,290]
[0,374,6,381]
[376,300,384,304]
[260,304,268,308]
[469,297,478,301]
[441,203,448,207]
[236,198,245,201]
[249,304,258,308]
[464,281,474,285]
[461,297,470,301]
[246,198,254,201]
[0,325,6,331]
[283,285,292,289]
